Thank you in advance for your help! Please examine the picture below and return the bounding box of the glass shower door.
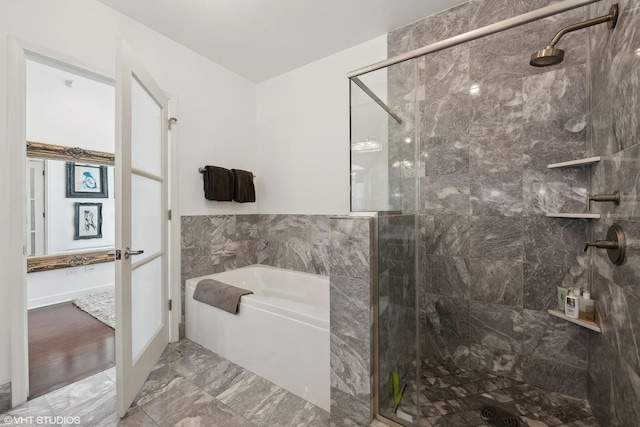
[350,58,420,426]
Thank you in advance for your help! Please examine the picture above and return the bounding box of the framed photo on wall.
[66,162,108,198]
[74,202,103,240]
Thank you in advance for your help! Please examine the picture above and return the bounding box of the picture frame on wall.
[74,202,103,240]
[66,162,108,198]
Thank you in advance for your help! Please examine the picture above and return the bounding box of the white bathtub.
[185,264,330,411]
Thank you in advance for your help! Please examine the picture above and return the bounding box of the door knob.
[124,247,144,259]
[584,224,626,265]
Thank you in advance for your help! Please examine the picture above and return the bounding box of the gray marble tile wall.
[329,216,375,427]
[586,0,640,425]
[388,0,593,399]
[0,382,10,413]
[180,214,330,335]
[377,214,417,418]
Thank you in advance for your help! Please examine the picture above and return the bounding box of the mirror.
[26,141,115,272]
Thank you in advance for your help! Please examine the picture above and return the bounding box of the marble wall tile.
[521,309,589,369]
[469,131,523,174]
[523,65,587,140]
[468,343,524,382]
[330,276,370,390]
[420,174,470,215]
[469,259,523,307]
[422,214,470,257]
[387,60,420,106]
[329,218,371,280]
[468,0,518,30]
[423,293,470,365]
[426,255,470,299]
[610,355,640,427]
[264,214,310,242]
[522,167,589,216]
[522,356,588,399]
[330,386,370,427]
[420,93,470,139]
[421,3,470,46]
[610,283,640,378]
[469,301,523,354]
[470,78,523,144]
[235,214,259,240]
[423,45,470,100]
[470,216,523,261]
[421,134,469,177]
[523,217,588,267]
[470,171,523,217]
[468,31,523,84]
[523,263,588,311]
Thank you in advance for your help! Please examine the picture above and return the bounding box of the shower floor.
[383,358,598,427]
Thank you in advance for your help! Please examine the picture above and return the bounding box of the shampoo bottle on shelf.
[565,288,580,319]
[579,291,595,322]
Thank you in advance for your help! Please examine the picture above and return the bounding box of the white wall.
[256,36,386,215]
[0,0,257,385]
[27,263,114,309]
[26,59,115,152]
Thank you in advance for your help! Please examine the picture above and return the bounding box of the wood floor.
[28,302,115,399]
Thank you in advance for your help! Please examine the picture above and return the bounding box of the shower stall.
[349,0,640,425]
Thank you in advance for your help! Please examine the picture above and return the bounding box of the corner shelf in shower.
[546,213,601,219]
[548,310,601,333]
[547,156,601,169]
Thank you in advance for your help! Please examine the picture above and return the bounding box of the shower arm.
[547,5,618,48]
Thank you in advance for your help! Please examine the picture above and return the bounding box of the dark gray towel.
[193,279,253,314]
[232,169,256,203]
[203,166,234,201]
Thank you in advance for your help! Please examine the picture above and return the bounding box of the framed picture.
[66,162,108,198]
[74,202,103,240]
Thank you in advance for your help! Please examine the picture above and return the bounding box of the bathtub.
[185,264,330,411]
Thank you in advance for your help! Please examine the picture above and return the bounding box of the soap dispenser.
[565,288,580,319]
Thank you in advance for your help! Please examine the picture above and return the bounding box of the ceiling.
[97,0,467,83]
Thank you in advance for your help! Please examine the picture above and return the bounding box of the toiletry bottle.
[565,288,580,319]
[579,291,595,322]
[557,286,568,313]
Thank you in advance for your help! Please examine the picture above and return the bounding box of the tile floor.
[382,358,599,427]
[1,342,602,427]
[0,339,330,427]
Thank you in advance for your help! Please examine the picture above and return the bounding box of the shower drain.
[480,406,520,427]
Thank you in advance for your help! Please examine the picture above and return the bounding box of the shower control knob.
[583,240,617,251]
[583,224,626,265]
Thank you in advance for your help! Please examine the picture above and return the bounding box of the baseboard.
[27,283,114,310]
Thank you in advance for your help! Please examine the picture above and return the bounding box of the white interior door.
[115,39,169,417]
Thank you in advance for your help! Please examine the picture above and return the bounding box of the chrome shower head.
[530,46,565,67]
[529,4,618,68]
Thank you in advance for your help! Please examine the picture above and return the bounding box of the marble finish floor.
[383,359,598,427]
[0,339,330,427]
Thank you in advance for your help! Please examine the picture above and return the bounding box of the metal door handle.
[125,247,144,259]
[108,250,121,260]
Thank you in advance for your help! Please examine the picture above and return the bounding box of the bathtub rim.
[185,264,329,330]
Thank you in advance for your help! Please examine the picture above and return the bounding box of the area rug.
[72,289,115,329]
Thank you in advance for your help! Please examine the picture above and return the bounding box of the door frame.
[8,37,181,408]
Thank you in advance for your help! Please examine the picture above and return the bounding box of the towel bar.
[198,167,255,177]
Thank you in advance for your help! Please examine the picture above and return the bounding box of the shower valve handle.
[583,224,626,265]
[583,240,618,252]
